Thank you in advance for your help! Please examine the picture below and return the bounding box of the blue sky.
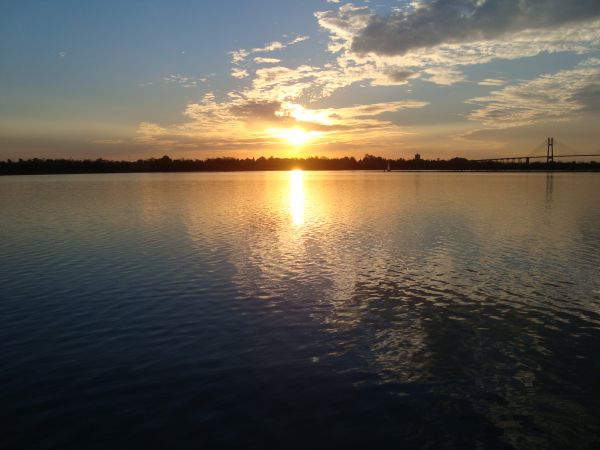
[1,0,600,159]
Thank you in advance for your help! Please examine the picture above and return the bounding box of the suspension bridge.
[472,138,600,164]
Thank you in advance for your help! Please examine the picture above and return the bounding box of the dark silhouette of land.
[1,154,598,175]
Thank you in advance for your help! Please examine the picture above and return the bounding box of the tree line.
[1,154,598,175]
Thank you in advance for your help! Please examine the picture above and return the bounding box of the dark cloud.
[230,100,301,126]
[387,70,415,82]
[351,0,600,56]
[229,101,284,120]
[229,100,351,132]
[570,82,600,112]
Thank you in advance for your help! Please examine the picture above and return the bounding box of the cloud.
[385,69,415,83]
[478,78,505,86]
[467,58,600,128]
[300,100,429,128]
[230,49,249,64]
[424,67,464,85]
[288,35,310,45]
[91,139,125,145]
[568,82,600,112]
[230,35,310,66]
[241,60,411,101]
[137,87,428,152]
[254,57,281,64]
[137,122,168,143]
[231,68,249,79]
[319,3,600,65]
[315,4,373,53]
[253,41,285,53]
[351,0,600,56]
[228,101,306,129]
[162,74,205,88]
[313,2,600,88]
[138,2,599,155]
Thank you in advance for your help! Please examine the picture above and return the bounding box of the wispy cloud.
[230,35,310,66]
[137,2,600,155]
[91,139,125,145]
[467,58,600,128]
[162,74,206,88]
[288,35,310,45]
[478,79,506,86]
[424,67,464,85]
[137,88,428,152]
[253,57,281,64]
[231,68,249,79]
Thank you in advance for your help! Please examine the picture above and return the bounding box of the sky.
[1,0,600,160]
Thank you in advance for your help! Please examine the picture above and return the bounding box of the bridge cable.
[527,140,547,157]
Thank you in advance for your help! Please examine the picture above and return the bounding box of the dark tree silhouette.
[0,154,597,175]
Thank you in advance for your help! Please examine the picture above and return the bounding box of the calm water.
[1,171,599,449]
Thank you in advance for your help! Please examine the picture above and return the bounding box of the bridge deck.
[473,154,600,162]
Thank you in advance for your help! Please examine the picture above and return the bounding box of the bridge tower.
[546,137,554,163]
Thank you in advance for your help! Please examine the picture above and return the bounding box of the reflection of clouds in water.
[2,172,599,449]
[176,172,599,446]
[211,172,434,381]
[174,170,598,318]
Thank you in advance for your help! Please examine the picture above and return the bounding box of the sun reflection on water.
[289,170,305,225]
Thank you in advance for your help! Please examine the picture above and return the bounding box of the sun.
[284,128,311,146]
[269,127,314,146]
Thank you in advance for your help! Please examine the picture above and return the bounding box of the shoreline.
[2,155,598,176]
[2,168,599,177]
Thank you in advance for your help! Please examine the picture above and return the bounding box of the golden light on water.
[289,169,305,225]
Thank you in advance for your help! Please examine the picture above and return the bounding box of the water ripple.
[1,172,599,449]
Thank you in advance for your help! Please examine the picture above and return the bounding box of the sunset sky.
[2,0,600,160]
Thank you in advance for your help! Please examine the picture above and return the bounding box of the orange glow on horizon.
[268,127,320,147]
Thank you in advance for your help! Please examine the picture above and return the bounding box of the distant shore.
[1,155,599,175]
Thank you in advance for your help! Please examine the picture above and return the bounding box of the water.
[1,171,599,449]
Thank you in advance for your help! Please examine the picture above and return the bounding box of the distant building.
[414,153,421,160]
